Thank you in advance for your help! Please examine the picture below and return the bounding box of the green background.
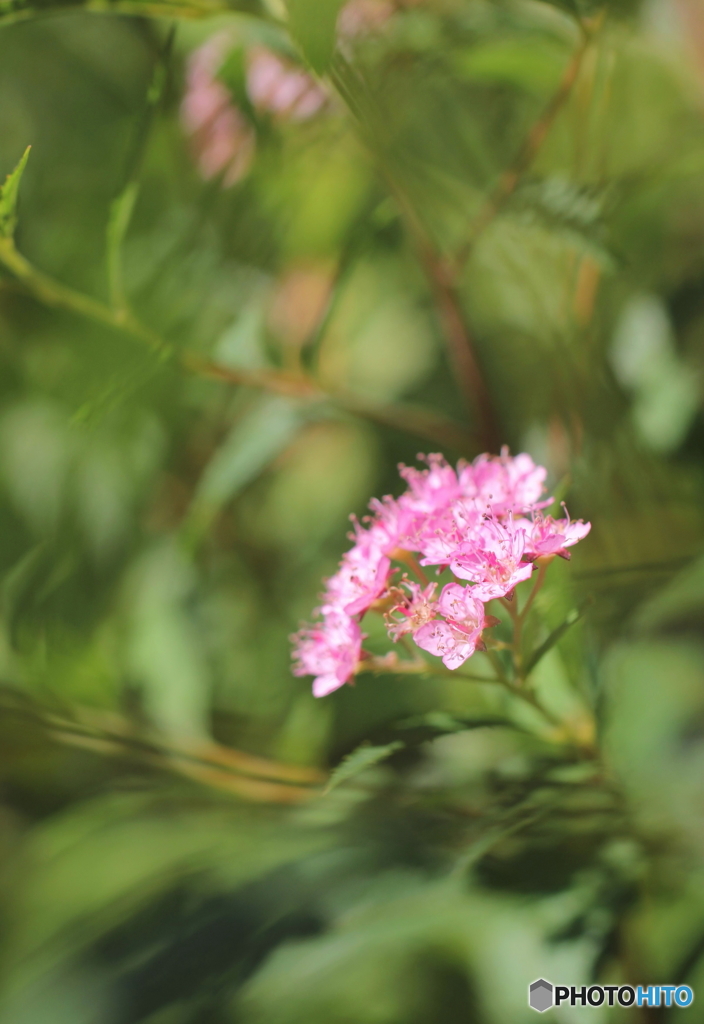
[0,0,703,1019]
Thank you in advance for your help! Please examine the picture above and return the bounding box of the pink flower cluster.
[292,451,590,697]
[181,35,327,187]
[181,32,256,187]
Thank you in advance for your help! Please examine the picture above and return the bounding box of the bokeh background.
[0,0,704,1020]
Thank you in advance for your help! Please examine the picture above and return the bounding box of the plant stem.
[1,701,323,788]
[365,650,587,745]
[498,561,550,683]
[485,648,510,686]
[452,18,598,270]
[498,595,523,681]
[485,673,573,734]
[518,560,549,625]
[0,0,277,32]
[0,238,475,451]
[362,654,501,685]
[329,59,499,453]
[393,550,430,587]
[0,237,169,355]
[415,244,500,453]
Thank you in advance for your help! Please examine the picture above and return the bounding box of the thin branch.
[330,58,500,453]
[363,651,571,738]
[0,699,324,803]
[186,356,477,451]
[0,237,169,355]
[453,20,598,271]
[329,19,603,447]
[0,238,476,452]
[0,0,271,31]
[361,653,502,685]
[381,183,499,452]
[518,560,549,624]
[416,245,501,453]
[329,389,476,451]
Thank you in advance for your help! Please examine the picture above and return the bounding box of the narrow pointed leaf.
[524,607,584,676]
[286,0,345,74]
[106,181,139,309]
[396,712,519,737]
[0,146,31,239]
[325,740,403,793]
[182,394,304,548]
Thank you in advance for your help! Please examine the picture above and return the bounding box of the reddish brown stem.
[329,61,501,455]
[418,245,500,453]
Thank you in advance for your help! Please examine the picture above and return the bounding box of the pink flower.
[181,32,255,186]
[516,511,591,560]
[416,502,483,566]
[450,519,534,600]
[414,619,481,670]
[398,454,461,514]
[459,449,549,516]
[367,495,416,552]
[323,519,393,616]
[436,582,486,628]
[413,583,488,668]
[386,581,438,641]
[291,610,363,697]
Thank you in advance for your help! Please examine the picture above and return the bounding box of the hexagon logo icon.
[529,978,554,1013]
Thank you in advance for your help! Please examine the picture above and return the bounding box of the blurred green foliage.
[0,0,703,1021]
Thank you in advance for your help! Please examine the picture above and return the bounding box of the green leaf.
[524,607,584,676]
[286,0,345,74]
[325,740,403,792]
[125,540,211,741]
[0,145,31,239]
[455,39,568,95]
[218,45,257,121]
[511,177,616,271]
[106,181,139,311]
[183,394,304,546]
[396,712,517,737]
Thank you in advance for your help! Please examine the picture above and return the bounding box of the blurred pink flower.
[181,32,255,186]
[181,35,327,187]
[399,453,463,513]
[246,47,327,120]
[461,450,549,516]
[338,0,431,38]
[338,0,398,37]
[324,542,392,617]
